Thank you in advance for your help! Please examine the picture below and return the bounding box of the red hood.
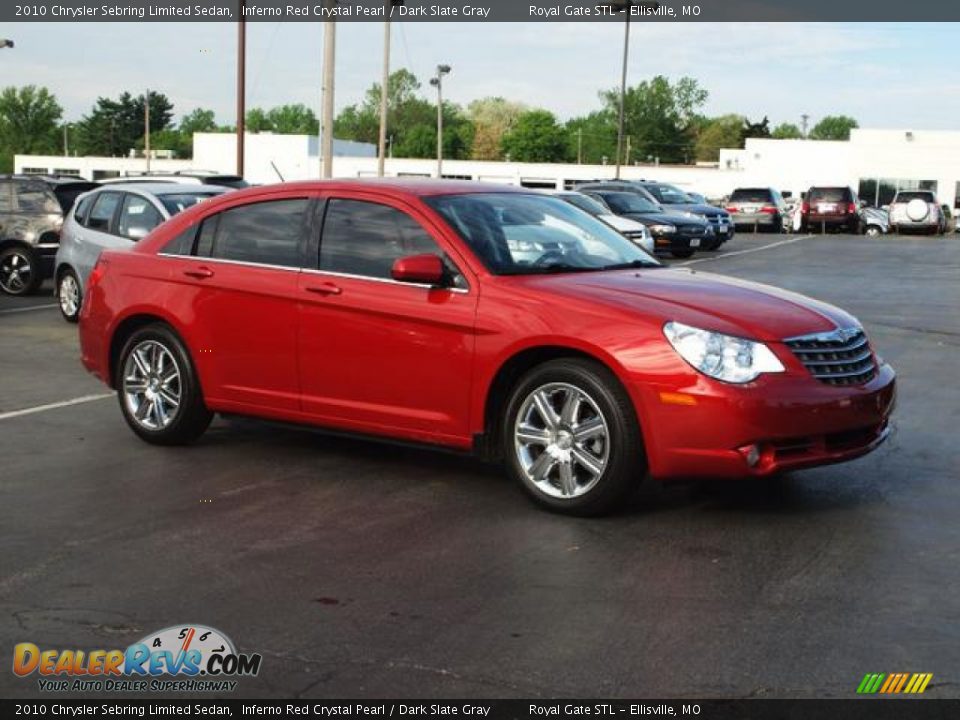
[511,268,859,342]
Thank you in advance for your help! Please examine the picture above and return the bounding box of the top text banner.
[5,0,956,22]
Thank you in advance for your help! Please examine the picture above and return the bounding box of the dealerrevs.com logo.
[13,624,262,693]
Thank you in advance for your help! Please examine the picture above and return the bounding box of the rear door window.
[203,198,307,268]
[86,192,123,233]
[895,191,935,203]
[117,194,164,241]
[808,187,851,203]
[73,194,96,225]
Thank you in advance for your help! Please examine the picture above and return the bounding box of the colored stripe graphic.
[857,672,933,694]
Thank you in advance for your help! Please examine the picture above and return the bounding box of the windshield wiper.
[600,259,662,270]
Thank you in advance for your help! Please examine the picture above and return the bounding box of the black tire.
[116,323,213,446]
[57,267,82,323]
[670,249,695,259]
[502,358,646,516]
[0,245,43,296]
[770,216,783,234]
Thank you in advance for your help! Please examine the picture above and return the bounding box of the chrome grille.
[785,328,877,386]
[677,224,706,235]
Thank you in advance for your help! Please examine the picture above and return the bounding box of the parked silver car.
[54,183,228,321]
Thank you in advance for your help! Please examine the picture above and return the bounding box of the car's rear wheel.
[864,225,882,237]
[503,358,646,515]
[670,249,695,259]
[117,324,213,445]
[57,268,82,322]
[0,245,42,296]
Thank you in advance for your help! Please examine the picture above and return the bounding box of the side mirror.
[391,253,445,286]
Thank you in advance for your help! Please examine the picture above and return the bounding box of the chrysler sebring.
[78,180,896,515]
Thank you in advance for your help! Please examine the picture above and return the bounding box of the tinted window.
[208,199,306,268]
[650,184,690,204]
[808,187,852,202]
[87,192,123,232]
[561,193,608,217]
[596,192,660,214]
[52,183,99,214]
[204,176,249,189]
[0,181,12,213]
[14,182,61,214]
[73,194,95,224]
[730,188,774,203]
[158,192,224,215]
[162,226,198,255]
[117,194,163,241]
[895,191,935,203]
[320,199,445,280]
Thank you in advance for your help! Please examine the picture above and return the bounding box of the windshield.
[559,193,609,217]
[730,188,773,203]
[596,192,661,215]
[159,191,224,215]
[426,193,660,275]
[650,184,692,204]
[894,191,934,203]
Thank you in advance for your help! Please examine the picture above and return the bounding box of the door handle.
[305,282,342,296]
[183,267,215,279]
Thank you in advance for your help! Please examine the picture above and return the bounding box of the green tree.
[771,123,803,139]
[179,108,218,136]
[565,111,617,165]
[467,97,526,160]
[809,115,858,141]
[601,75,707,164]
[267,104,318,134]
[500,109,569,163]
[74,91,174,157]
[695,114,745,162]
[245,107,272,133]
[0,85,63,172]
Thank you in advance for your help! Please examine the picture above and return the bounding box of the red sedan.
[78,180,896,515]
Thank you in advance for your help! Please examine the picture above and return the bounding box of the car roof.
[210,178,531,199]
[91,182,231,196]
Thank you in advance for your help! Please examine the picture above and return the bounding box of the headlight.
[648,224,676,235]
[663,321,785,384]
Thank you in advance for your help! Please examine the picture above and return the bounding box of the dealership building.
[15,127,960,208]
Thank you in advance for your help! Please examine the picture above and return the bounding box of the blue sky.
[2,22,957,130]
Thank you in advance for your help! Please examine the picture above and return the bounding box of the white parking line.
[676,234,813,266]
[0,303,59,315]
[0,393,114,422]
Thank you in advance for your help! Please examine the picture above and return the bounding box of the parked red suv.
[801,186,862,233]
[78,181,895,515]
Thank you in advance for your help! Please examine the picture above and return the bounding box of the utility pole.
[144,89,151,172]
[801,114,810,139]
[62,124,69,157]
[577,128,583,164]
[625,135,631,167]
[321,20,336,179]
[378,2,404,177]
[614,1,632,179]
[236,4,246,176]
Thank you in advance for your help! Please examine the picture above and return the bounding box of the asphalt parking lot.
[2,232,958,699]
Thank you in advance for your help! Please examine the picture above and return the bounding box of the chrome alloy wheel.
[59,273,80,317]
[0,251,34,294]
[122,340,182,430]
[513,382,610,499]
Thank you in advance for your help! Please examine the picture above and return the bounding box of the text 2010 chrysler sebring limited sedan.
[78,181,896,515]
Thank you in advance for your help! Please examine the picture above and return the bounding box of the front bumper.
[652,230,713,252]
[634,362,896,480]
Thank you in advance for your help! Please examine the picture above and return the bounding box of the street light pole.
[145,89,151,173]
[378,1,404,177]
[429,64,451,178]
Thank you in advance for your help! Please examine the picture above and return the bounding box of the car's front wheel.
[57,268,82,322]
[117,324,213,445]
[0,245,42,296]
[503,358,646,515]
[670,249,695,259]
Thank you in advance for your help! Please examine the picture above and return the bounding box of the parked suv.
[887,190,945,235]
[0,175,65,295]
[55,183,228,321]
[101,171,249,189]
[725,187,789,232]
[801,186,862,233]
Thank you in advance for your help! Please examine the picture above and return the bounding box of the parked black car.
[0,175,65,295]
[630,180,734,248]
[584,189,713,259]
[578,180,728,251]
